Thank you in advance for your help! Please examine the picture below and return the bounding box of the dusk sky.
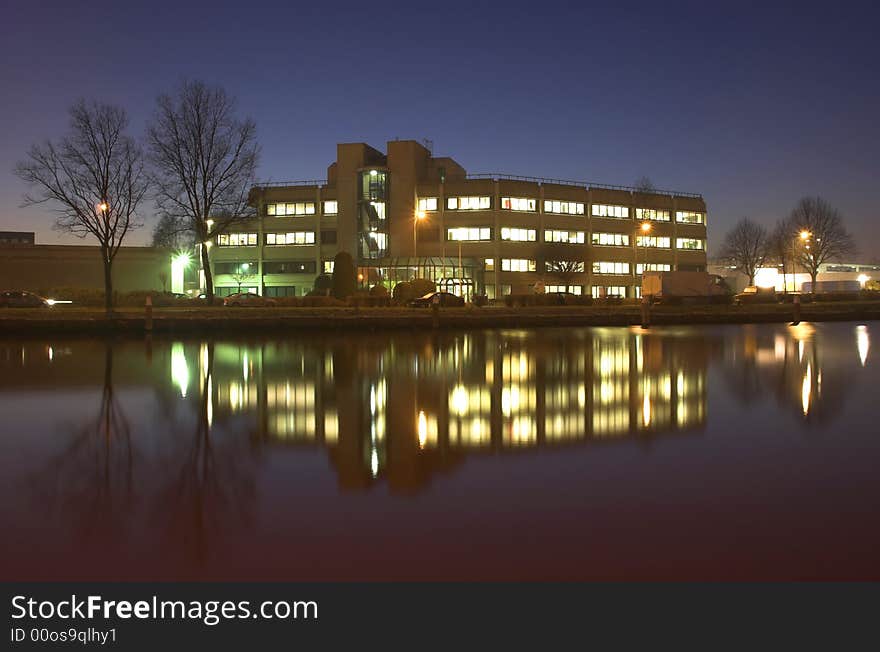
[2,0,878,257]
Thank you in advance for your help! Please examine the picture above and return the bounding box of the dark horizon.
[1,0,878,258]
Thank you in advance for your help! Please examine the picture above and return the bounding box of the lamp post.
[639,222,651,296]
[793,230,811,292]
[413,209,425,277]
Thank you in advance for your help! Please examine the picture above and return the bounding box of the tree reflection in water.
[30,343,134,544]
[150,341,257,573]
[721,322,853,426]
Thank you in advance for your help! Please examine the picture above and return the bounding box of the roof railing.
[252,174,702,198]
[459,173,702,198]
[252,179,327,188]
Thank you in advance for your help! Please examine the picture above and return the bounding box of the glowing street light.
[638,222,652,287]
[97,201,108,213]
[799,230,811,241]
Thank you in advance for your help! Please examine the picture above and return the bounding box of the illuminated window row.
[266,202,316,216]
[218,232,257,246]
[676,237,705,250]
[545,200,585,215]
[592,286,628,299]
[501,197,536,212]
[636,208,670,221]
[636,236,671,248]
[676,211,705,224]
[265,231,316,246]
[501,258,536,272]
[593,261,631,275]
[545,285,582,294]
[447,196,491,210]
[592,204,629,218]
[447,226,491,241]
[501,227,536,242]
[592,232,630,246]
[546,230,585,243]
[636,263,672,274]
[418,197,438,212]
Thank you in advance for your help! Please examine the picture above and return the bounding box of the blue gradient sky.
[2,0,878,257]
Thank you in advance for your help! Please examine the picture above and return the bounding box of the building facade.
[211,140,708,299]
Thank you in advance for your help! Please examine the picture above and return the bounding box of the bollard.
[640,295,651,328]
[145,295,153,332]
[791,294,801,325]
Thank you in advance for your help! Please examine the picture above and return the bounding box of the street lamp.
[97,201,108,213]
[413,209,426,277]
[638,222,652,293]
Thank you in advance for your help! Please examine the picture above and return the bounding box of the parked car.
[734,286,779,305]
[0,290,51,308]
[408,291,465,308]
[223,292,277,307]
[545,291,580,305]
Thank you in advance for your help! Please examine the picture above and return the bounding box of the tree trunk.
[201,241,214,305]
[102,247,114,315]
[748,271,755,286]
[811,270,818,294]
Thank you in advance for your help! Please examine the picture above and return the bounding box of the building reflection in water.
[164,328,717,494]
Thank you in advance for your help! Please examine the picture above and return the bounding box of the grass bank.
[1,301,879,335]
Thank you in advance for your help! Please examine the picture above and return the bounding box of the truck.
[641,271,732,304]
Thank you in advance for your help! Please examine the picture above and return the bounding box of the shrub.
[410,278,435,297]
[369,284,389,297]
[332,251,357,299]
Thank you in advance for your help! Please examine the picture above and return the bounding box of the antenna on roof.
[422,139,434,155]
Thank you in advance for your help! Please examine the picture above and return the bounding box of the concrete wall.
[0,244,170,294]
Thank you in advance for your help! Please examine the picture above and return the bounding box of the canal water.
[0,322,876,580]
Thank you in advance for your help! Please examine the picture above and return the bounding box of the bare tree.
[146,80,259,304]
[538,244,584,290]
[15,101,147,313]
[634,176,656,193]
[718,217,769,285]
[231,266,255,293]
[151,214,195,250]
[788,197,856,292]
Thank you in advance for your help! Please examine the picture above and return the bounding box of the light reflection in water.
[856,325,869,366]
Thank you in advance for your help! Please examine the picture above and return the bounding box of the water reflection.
[0,323,875,580]
[153,329,716,493]
[721,322,863,424]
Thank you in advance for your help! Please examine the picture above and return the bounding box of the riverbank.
[1,301,879,334]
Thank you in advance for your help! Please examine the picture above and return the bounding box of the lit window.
[501,197,537,212]
[418,197,438,212]
[501,259,537,272]
[545,285,582,294]
[447,227,491,241]
[636,263,672,274]
[636,236,671,248]
[591,232,630,246]
[267,202,316,216]
[447,196,491,210]
[265,231,316,246]
[545,230,585,243]
[592,261,631,275]
[636,208,670,221]
[591,286,628,298]
[544,200,585,215]
[676,237,705,250]
[591,204,629,218]
[500,227,536,242]
[323,200,338,215]
[676,211,705,224]
[218,232,257,246]
[485,258,495,271]
[323,261,335,273]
